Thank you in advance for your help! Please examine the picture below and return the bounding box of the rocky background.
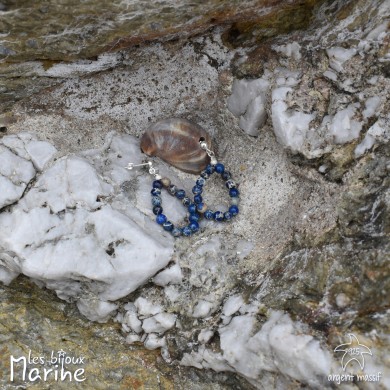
[0,0,389,389]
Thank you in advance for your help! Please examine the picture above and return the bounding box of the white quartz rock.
[77,298,118,323]
[238,94,267,137]
[182,310,333,388]
[142,312,177,334]
[192,300,214,318]
[271,87,315,152]
[0,133,175,322]
[198,329,214,344]
[153,263,183,286]
[0,133,56,208]
[0,266,19,285]
[222,295,244,317]
[123,305,143,333]
[273,42,302,60]
[21,156,113,213]
[0,249,21,277]
[144,334,167,350]
[25,140,57,171]
[164,285,181,302]
[365,21,388,41]
[323,70,337,82]
[220,311,331,383]
[227,77,270,136]
[181,345,231,372]
[275,69,300,87]
[0,176,27,210]
[0,145,36,184]
[355,119,389,157]
[227,78,269,116]
[1,132,57,171]
[326,47,357,72]
[0,145,36,208]
[2,132,36,159]
[239,301,261,315]
[0,205,173,302]
[134,297,162,317]
[367,118,389,141]
[329,103,362,144]
[126,334,141,344]
[85,131,142,186]
[363,96,381,119]
[355,134,376,158]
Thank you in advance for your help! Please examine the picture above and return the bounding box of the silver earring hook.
[126,161,161,179]
[199,140,218,165]
[127,162,152,170]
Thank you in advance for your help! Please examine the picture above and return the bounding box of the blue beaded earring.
[193,140,240,224]
[126,140,240,238]
[126,161,194,237]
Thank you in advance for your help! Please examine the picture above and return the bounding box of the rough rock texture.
[0,276,245,389]
[0,0,389,389]
[0,0,325,115]
[0,132,177,318]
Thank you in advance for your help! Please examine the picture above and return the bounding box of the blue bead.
[196,177,206,186]
[229,205,239,216]
[194,194,203,204]
[163,221,174,231]
[156,214,167,224]
[221,171,231,180]
[224,211,232,221]
[215,163,225,174]
[205,164,215,174]
[188,204,197,214]
[182,197,191,206]
[229,188,239,197]
[172,227,182,237]
[151,196,161,206]
[214,211,224,222]
[175,189,186,199]
[225,180,236,189]
[189,221,199,232]
[151,188,161,196]
[153,206,163,215]
[168,185,177,195]
[182,226,192,236]
[189,213,200,223]
[196,203,207,213]
[192,185,203,195]
[200,171,209,179]
[204,210,214,220]
[153,180,163,189]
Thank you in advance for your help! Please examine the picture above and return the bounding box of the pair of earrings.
[127,132,240,238]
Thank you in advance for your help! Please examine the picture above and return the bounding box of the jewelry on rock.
[127,140,240,238]
[140,117,212,174]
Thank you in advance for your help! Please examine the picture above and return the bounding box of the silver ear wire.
[199,141,218,165]
[126,161,152,170]
[126,161,161,179]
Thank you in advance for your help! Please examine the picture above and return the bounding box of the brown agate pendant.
[140,118,212,174]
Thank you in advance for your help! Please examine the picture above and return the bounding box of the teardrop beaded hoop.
[193,162,240,223]
[127,141,240,238]
[150,178,197,237]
